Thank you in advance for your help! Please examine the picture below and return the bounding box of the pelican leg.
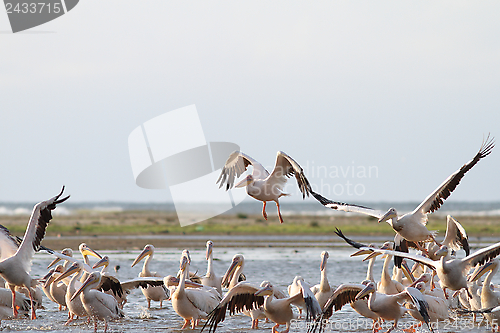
[159,300,163,308]
[28,287,36,320]
[276,201,284,224]
[414,242,430,255]
[431,235,443,247]
[262,202,268,220]
[147,298,151,309]
[104,319,108,333]
[251,319,259,329]
[93,318,98,333]
[10,287,18,319]
[181,319,190,329]
[384,321,397,333]
[191,318,196,329]
[403,322,422,332]
[272,324,280,333]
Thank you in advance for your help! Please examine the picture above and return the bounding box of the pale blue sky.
[1,1,499,203]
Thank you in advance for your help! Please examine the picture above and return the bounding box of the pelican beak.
[408,274,428,288]
[469,261,495,282]
[81,244,102,259]
[355,283,375,301]
[235,175,252,188]
[71,274,96,302]
[320,253,328,271]
[255,284,273,297]
[362,252,380,262]
[350,248,373,257]
[41,268,55,283]
[54,262,79,283]
[401,261,415,283]
[43,272,56,289]
[206,242,213,261]
[132,247,151,267]
[179,256,188,272]
[92,256,109,269]
[411,262,422,274]
[222,258,240,286]
[47,257,62,269]
[378,209,396,223]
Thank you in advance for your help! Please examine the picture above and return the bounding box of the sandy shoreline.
[1,211,499,250]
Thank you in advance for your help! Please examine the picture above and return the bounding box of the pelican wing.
[335,228,437,269]
[297,279,322,321]
[0,224,20,261]
[202,282,263,333]
[216,151,268,190]
[99,276,124,298]
[413,135,494,216]
[443,215,469,256]
[312,192,384,218]
[404,287,431,327]
[266,151,312,199]
[186,288,221,315]
[323,284,364,318]
[94,289,124,317]
[120,277,166,292]
[461,241,500,270]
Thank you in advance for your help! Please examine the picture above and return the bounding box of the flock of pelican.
[0,136,499,333]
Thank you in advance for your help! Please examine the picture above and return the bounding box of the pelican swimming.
[217,151,312,223]
[172,254,220,329]
[336,228,500,297]
[71,271,124,333]
[313,136,494,250]
[201,240,222,295]
[0,187,69,319]
[131,244,169,308]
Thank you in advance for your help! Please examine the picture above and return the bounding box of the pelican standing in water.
[0,187,69,319]
[71,271,124,333]
[311,251,335,309]
[201,240,222,295]
[131,244,169,308]
[313,136,494,251]
[217,151,312,223]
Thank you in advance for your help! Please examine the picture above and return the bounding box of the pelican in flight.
[336,228,500,297]
[71,271,124,333]
[313,136,494,249]
[0,186,69,319]
[201,240,222,295]
[217,151,312,223]
[131,244,169,308]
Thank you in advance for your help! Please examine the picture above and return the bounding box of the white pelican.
[316,282,380,333]
[78,243,102,281]
[0,288,33,319]
[355,282,431,333]
[314,136,494,249]
[131,244,169,308]
[0,187,69,319]
[203,280,321,333]
[217,151,312,223]
[71,271,124,333]
[172,255,220,329]
[311,251,335,309]
[44,264,68,311]
[201,240,222,295]
[336,228,500,297]
[406,281,449,323]
[469,259,500,329]
[221,254,246,290]
[53,261,88,325]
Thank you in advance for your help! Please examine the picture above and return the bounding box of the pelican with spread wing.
[217,151,312,223]
[0,187,69,319]
[313,135,494,250]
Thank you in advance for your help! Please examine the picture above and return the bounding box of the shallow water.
[4,246,500,332]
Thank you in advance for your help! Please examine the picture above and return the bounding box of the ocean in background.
[1,200,500,217]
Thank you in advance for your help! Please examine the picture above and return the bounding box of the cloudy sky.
[1,1,499,204]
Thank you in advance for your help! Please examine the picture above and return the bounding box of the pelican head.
[222,254,244,287]
[163,275,204,288]
[54,261,82,283]
[181,249,191,264]
[408,273,431,288]
[434,245,449,258]
[79,243,102,260]
[179,255,189,273]
[235,175,253,188]
[469,260,499,283]
[71,272,102,301]
[362,242,393,261]
[355,281,376,301]
[131,244,154,267]
[415,282,426,292]
[47,248,73,268]
[206,240,213,261]
[255,283,273,297]
[92,255,110,270]
[320,251,329,271]
[378,208,397,223]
